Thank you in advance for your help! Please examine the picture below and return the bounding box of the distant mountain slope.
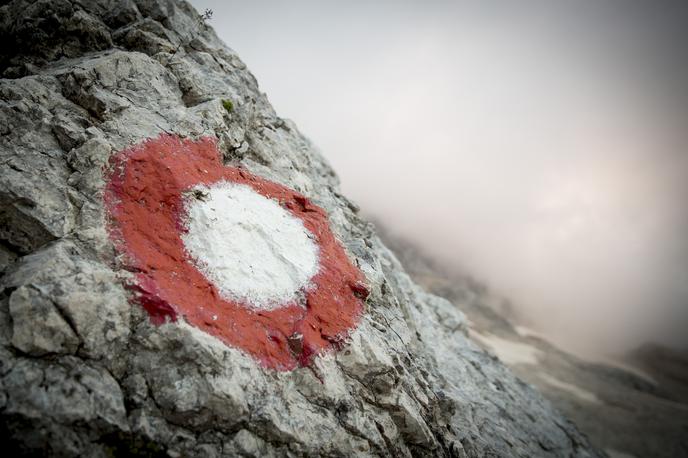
[378,225,688,458]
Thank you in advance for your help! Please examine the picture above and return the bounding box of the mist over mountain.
[193,0,688,357]
[378,225,688,458]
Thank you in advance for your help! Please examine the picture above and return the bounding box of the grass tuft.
[221,99,234,113]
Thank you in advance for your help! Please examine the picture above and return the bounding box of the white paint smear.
[182,181,319,310]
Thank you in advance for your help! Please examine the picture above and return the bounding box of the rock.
[2,240,131,375]
[0,1,603,456]
[2,356,129,456]
[0,0,113,76]
[0,75,77,253]
[9,285,80,356]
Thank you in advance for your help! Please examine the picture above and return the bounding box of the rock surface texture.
[0,1,602,456]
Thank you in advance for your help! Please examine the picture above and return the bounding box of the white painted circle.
[181,181,319,310]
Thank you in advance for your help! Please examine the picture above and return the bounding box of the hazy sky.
[191,0,688,356]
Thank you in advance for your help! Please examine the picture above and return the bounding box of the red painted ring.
[104,134,368,370]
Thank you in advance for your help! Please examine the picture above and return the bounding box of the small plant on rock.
[221,99,234,113]
[174,8,213,53]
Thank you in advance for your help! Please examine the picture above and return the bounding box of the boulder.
[0,1,602,456]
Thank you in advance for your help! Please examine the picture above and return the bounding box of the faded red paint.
[104,134,367,370]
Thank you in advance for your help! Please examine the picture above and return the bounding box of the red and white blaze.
[182,181,319,310]
[104,134,368,371]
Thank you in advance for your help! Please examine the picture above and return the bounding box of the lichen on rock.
[0,0,603,456]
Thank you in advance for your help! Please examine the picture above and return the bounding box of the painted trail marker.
[182,181,320,310]
[104,134,368,370]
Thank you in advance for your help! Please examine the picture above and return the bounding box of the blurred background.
[190,0,688,359]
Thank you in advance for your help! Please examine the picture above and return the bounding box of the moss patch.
[221,99,234,113]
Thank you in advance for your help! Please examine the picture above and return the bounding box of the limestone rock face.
[0,1,602,456]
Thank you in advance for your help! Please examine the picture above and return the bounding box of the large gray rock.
[0,1,603,456]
